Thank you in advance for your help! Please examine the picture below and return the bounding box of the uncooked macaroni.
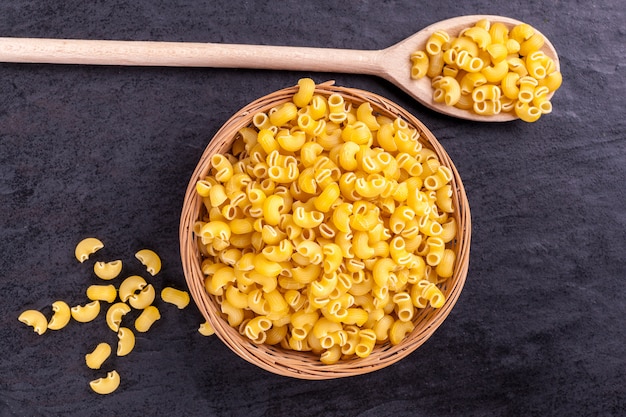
[75,237,104,263]
[85,342,111,369]
[47,301,71,330]
[93,260,123,280]
[134,305,160,332]
[161,287,190,309]
[127,284,155,310]
[198,321,216,336]
[135,249,161,276]
[86,284,117,303]
[106,302,131,332]
[18,238,191,395]
[116,327,135,356]
[118,275,147,302]
[70,300,100,323]
[194,79,457,363]
[89,370,120,395]
[18,310,48,335]
[410,18,561,121]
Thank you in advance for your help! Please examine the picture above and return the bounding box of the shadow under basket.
[180,81,471,379]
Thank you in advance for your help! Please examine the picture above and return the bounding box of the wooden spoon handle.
[0,37,382,75]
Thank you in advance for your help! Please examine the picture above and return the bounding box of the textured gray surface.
[1,1,625,416]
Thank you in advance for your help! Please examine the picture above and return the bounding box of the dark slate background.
[1,1,624,416]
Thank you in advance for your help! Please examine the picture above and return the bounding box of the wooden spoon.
[0,15,559,122]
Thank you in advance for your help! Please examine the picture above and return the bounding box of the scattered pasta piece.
[410,18,562,121]
[75,237,104,263]
[106,302,131,332]
[70,301,100,323]
[89,370,120,395]
[18,238,189,395]
[161,287,190,309]
[93,260,123,280]
[134,305,160,332]
[128,284,155,310]
[86,284,117,303]
[118,275,147,303]
[47,301,71,330]
[18,310,48,335]
[198,321,215,336]
[116,327,135,356]
[135,249,161,276]
[85,342,112,369]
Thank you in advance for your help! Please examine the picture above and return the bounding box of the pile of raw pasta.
[410,18,562,122]
[194,78,459,364]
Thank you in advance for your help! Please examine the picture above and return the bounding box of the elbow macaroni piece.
[117,327,136,356]
[432,76,461,106]
[71,301,101,323]
[410,51,429,79]
[48,301,71,330]
[389,320,415,345]
[75,237,104,263]
[93,260,123,280]
[244,316,273,344]
[292,77,316,108]
[436,248,456,278]
[18,309,48,335]
[193,78,456,362]
[514,101,542,123]
[211,154,234,182]
[135,305,160,332]
[89,370,120,395]
[85,342,111,369]
[161,287,190,309]
[106,302,131,332]
[426,30,450,55]
[86,284,117,303]
[269,102,298,127]
[355,329,377,358]
[118,275,147,303]
[128,284,155,310]
[198,321,216,336]
[411,19,561,121]
[135,249,162,276]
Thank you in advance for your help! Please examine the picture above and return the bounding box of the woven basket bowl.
[180,81,471,379]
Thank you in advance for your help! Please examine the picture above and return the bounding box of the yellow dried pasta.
[85,342,111,370]
[410,18,561,122]
[75,237,104,263]
[18,310,48,335]
[93,260,123,280]
[135,249,161,276]
[18,237,191,396]
[161,287,190,309]
[47,301,71,330]
[89,370,120,395]
[71,301,100,323]
[194,78,458,363]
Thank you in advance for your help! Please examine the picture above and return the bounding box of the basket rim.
[179,81,471,380]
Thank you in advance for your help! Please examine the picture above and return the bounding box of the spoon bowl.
[378,15,560,122]
[0,15,559,122]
